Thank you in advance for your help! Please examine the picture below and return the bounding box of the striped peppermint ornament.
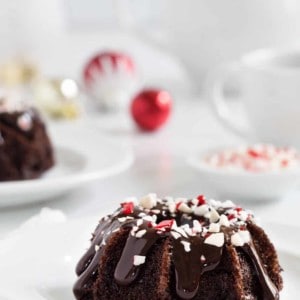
[83,51,138,110]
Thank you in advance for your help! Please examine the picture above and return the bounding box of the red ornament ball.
[131,89,172,131]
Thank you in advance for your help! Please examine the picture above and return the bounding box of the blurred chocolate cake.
[0,97,54,181]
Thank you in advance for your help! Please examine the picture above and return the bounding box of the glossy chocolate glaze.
[242,242,279,300]
[74,198,280,300]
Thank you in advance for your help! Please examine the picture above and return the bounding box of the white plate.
[0,213,298,299]
[187,145,300,202]
[0,121,133,207]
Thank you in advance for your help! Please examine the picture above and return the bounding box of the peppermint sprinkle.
[136,219,143,227]
[171,231,181,239]
[221,200,235,208]
[194,204,209,217]
[180,240,191,252]
[208,223,220,233]
[219,214,230,227]
[239,230,251,242]
[173,226,188,238]
[209,208,220,223]
[178,202,193,214]
[135,229,147,238]
[139,193,157,209]
[204,232,224,247]
[183,226,194,236]
[231,230,251,247]
[238,211,249,222]
[168,202,176,213]
[133,255,146,266]
[193,220,202,233]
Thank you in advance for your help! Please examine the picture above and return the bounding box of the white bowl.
[187,146,300,202]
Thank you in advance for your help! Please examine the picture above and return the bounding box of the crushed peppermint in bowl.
[187,144,300,202]
[204,144,300,173]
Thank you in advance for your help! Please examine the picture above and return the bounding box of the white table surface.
[0,100,299,238]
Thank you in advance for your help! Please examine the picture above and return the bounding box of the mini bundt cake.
[0,100,54,181]
[74,194,283,300]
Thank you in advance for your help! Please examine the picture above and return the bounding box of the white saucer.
[0,121,133,207]
[0,212,298,299]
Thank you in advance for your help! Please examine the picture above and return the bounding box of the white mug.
[208,48,300,146]
[115,1,300,91]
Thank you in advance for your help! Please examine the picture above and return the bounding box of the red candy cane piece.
[155,219,174,230]
[176,202,183,211]
[197,195,206,205]
[121,202,134,215]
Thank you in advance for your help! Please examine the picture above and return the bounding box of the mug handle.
[207,62,252,138]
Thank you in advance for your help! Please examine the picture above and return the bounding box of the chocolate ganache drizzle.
[74,194,280,300]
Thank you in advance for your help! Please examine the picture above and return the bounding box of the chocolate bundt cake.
[74,194,283,300]
[0,102,54,181]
